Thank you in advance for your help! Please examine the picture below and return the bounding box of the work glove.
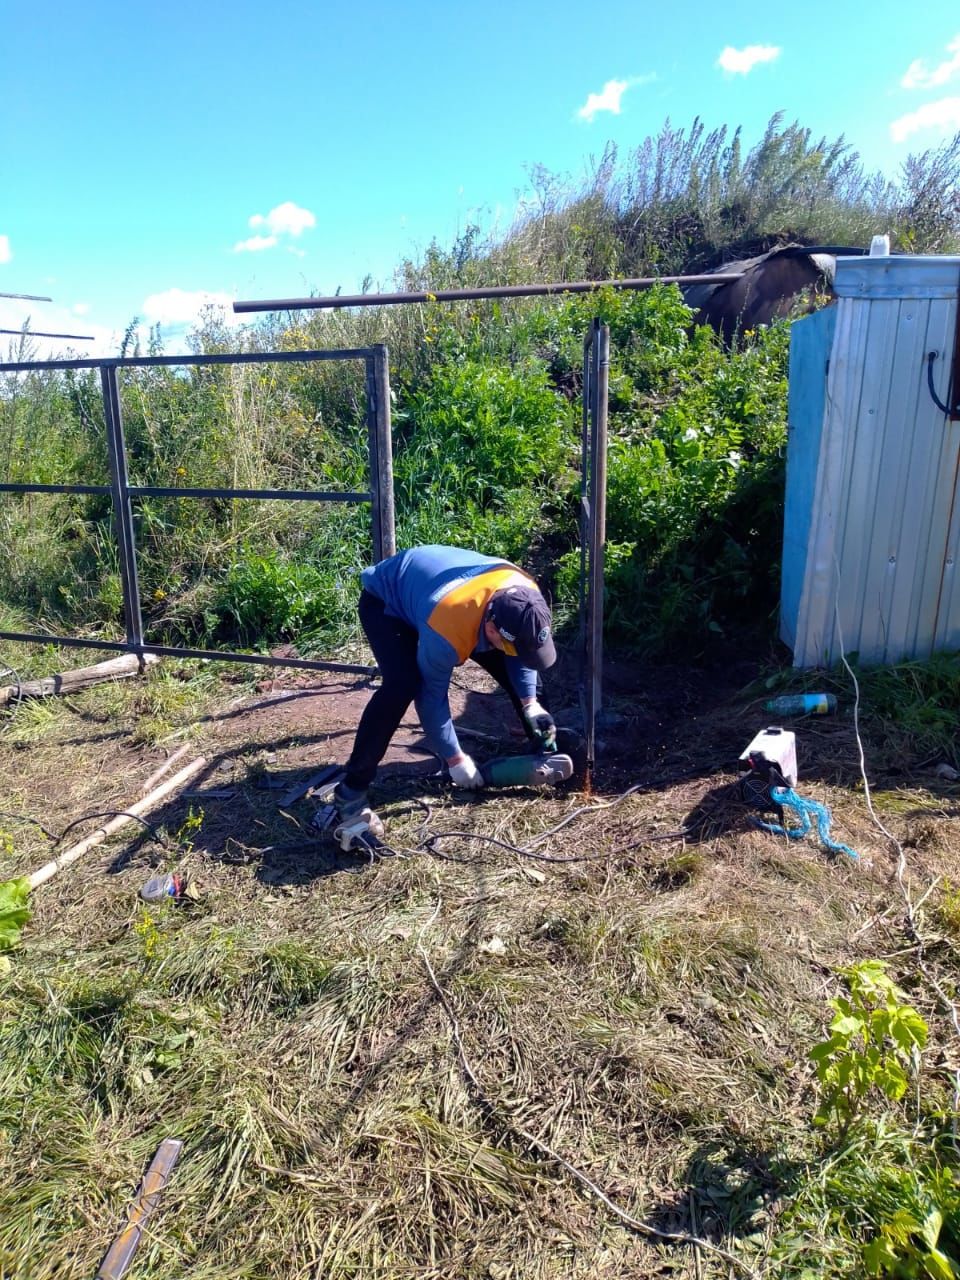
[449,755,484,789]
[523,700,557,752]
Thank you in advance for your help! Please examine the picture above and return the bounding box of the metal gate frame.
[0,346,395,676]
[578,320,610,767]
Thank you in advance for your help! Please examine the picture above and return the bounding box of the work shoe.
[333,806,385,852]
[333,780,369,821]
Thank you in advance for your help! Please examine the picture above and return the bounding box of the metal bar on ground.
[232,274,743,313]
[95,1138,184,1280]
[0,347,377,374]
[277,763,344,810]
[0,630,376,675]
[101,365,144,651]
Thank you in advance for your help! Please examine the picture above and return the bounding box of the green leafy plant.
[810,960,927,1142]
[863,1166,960,1278]
[214,551,340,648]
[0,876,31,953]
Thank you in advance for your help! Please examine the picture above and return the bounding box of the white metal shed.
[781,252,960,667]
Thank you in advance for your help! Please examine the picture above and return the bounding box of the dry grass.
[1,662,959,1278]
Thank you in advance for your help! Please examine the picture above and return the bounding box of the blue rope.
[753,785,859,862]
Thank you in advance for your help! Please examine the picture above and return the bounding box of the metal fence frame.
[0,346,395,676]
[579,320,610,767]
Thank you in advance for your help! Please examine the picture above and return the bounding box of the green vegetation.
[810,961,927,1143]
[0,877,30,954]
[2,283,791,660]
[1,112,960,1279]
[773,964,958,1279]
[3,113,959,666]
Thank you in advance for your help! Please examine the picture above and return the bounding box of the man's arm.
[414,631,464,762]
[503,654,538,703]
[414,643,485,787]
[504,656,556,750]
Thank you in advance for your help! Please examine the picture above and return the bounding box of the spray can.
[140,872,186,903]
[763,693,837,716]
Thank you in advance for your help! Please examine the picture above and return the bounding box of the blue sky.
[2,0,959,355]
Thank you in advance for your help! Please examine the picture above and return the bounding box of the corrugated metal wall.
[785,255,960,667]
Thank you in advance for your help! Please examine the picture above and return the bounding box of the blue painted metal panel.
[833,254,960,300]
[789,253,960,667]
[781,306,836,647]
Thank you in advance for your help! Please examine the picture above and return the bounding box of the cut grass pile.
[0,657,958,1278]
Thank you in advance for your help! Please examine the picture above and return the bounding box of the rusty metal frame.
[232,274,742,314]
[0,346,395,675]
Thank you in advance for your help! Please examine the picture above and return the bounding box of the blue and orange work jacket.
[360,545,540,759]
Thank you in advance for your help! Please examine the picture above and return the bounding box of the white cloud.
[717,44,781,75]
[141,287,237,328]
[248,201,316,237]
[71,302,90,316]
[0,235,11,264]
[890,96,960,142]
[578,79,630,122]
[901,34,960,89]
[233,234,278,253]
[576,75,653,122]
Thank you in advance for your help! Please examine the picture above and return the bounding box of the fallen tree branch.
[0,653,161,708]
[28,756,207,890]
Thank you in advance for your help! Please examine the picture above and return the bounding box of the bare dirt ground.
[3,648,959,1278]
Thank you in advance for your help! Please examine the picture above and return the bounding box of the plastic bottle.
[140,872,186,903]
[763,693,837,716]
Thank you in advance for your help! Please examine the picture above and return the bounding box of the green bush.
[393,355,576,559]
[213,550,343,650]
[11,110,956,662]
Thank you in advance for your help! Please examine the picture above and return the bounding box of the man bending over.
[334,544,557,835]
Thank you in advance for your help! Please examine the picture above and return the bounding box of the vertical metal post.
[579,320,609,769]
[579,329,594,727]
[101,364,144,650]
[366,344,396,561]
[589,323,610,767]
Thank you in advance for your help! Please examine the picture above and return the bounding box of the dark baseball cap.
[487,584,557,671]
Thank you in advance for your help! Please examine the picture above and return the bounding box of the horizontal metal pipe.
[232,274,744,314]
[130,485,371,503]
[0,347,376,374]
[0,292,53,302]
[0,328,94,341]
[0,483,370,503]
[141,643,376,676]
[0,630,376,676]
[0,482,111,495]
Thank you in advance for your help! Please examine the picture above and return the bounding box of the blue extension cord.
[752,785,859,862]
